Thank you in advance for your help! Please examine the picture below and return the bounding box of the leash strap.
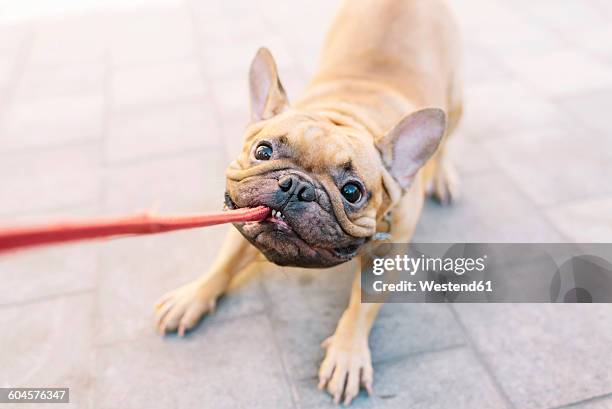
[0,206,270,255]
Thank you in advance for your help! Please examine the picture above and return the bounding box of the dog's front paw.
[154,277,226,336]
[318,334,373,406]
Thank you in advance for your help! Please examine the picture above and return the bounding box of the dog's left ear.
[376,108,446,189]
[249,47,289,121]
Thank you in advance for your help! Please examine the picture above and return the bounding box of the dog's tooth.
[272,210,277,217]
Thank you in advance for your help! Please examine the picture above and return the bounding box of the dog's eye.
[254,143,273,161]
[341,183,362,203]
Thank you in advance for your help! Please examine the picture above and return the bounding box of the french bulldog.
[155,0,462,404]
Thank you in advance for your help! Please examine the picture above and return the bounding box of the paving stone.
[108,7,197,67]
[460,80,571,140]
[591,0,612,19]
[414,172,564,243]
[94,314,294,409]
[0,204,100,306]
[195,12,267,45]
[95,226,265,345]
[0,52,16,91]
[499,48,612,98]
[111,60,206,108]
[570,25,612,62]
[371,303,465,363]
[261,262,465,381]
[474,15,564,55]
[13,62,106,100]
[462,44,513,85]
[201,37,297,80]
[0,145,102,216]
[219,108,250,160]
[106,98,221,163]
[0,293,94,409]
[0,231,98,306]
[453,304,612,409]
[103,150,228,214]
[482,128,612,207]
[296,347,508,409]
[208,74,250,159]
[518,0,607,33]
[29,16,108,65]
[0,202,101,224]
[558,88,612,135]
[208,75,248,117]
[546,197,612,242]
[446,133,498,176]
[257,0,339,47]
[450,0,564,56]
[260,262,354,380]
[0,94,105,150]
[0,24,29,54]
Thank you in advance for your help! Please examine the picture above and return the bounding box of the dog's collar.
[372,210,393,241]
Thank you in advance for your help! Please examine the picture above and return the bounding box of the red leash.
[0,206,270,255]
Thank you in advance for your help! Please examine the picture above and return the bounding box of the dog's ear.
[249,47,289,121]
[376,108,446,189]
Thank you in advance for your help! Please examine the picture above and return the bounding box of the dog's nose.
[278,175,293,192]
[278,175,316,202]
[297,184,315,202]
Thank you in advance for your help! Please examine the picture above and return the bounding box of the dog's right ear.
[376,108,446,189]
[249,47,289,121]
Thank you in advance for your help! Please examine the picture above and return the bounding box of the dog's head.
[225,48,446,268]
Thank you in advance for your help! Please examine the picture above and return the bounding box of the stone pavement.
[1,0,612,408]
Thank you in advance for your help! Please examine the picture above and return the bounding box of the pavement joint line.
[258,274,301,409]
[473,163,575,243]
[184,0,227,154]
[0,26,34,126]
[102,143,224,169]
[541,192,612,212]
[109,55,199,71]
[448,303,517,409]
[0,137,103,157]
[109,93,214,115]
[0,287,95,309]
[108,93,217,115]
[0,200,104,223]
[100,49,112,203]
[551,391,612,409]
[92,308,268,349]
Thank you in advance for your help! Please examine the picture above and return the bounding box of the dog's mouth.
[224,191,361,267]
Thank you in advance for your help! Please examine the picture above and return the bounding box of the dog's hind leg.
[425,146,460,205]
[425,78,463,205]
[154,227,259,336]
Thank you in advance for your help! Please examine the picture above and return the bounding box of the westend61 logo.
[372,253,487,276]
[361,243,612,303]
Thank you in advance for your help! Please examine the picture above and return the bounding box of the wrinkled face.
[225,111,384,268]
